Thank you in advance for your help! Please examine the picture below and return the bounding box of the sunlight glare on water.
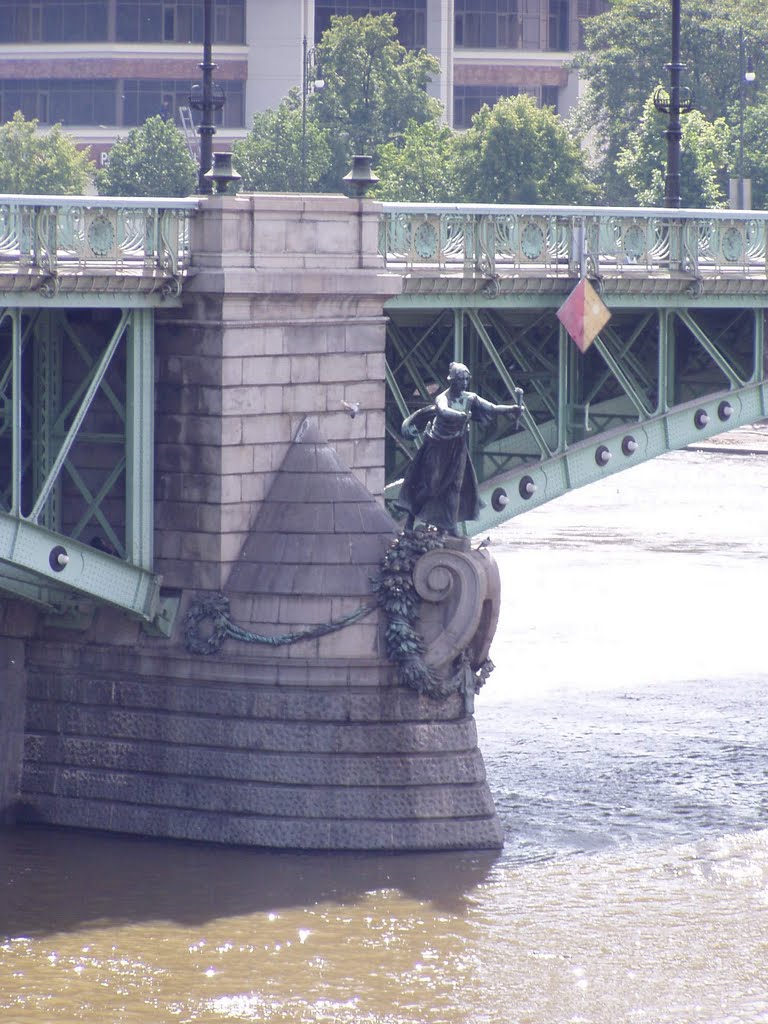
[2,448,768,1024]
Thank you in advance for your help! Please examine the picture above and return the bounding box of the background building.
[0,0,606,163]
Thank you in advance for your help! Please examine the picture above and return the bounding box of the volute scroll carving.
[413,538,501,708]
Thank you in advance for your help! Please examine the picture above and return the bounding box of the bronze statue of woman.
[395,362,525,536]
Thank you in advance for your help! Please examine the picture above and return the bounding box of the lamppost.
[301,36,324,192]
[737,28,756,209]
[653,0,693,208]
[189,0,226,194]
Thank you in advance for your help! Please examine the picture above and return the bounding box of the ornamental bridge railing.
[378,203,768,290]
[0,195,198,298]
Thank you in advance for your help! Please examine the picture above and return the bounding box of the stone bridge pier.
[0,193,504,851]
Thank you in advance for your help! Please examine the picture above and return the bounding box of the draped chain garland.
[183,525,491,705]
[183,592,377,656]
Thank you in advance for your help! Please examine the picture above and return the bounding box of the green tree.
[572,0,768,204]
[374,118,460,201]
[0,111,95,194]
[231,90,332,192]
[97,116,196,197]
[616,95,731,208]
[312,13,442,189]
[739,100,768,209]
[455,95,597,205]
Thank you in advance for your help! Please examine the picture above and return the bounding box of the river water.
[2,447,768,1024]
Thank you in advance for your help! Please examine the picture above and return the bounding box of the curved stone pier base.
[17,420,503,851]
[21,646,501,851]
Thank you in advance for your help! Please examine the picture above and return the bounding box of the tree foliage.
[231,90,332,192]
[0,111,95,195]
[312,13,442,188]
[374,119,459,201]
[616,96,732,208]
[97,116,196,197]
[454,95,597,205]
[572,0,768,204]
[739,103,768,209]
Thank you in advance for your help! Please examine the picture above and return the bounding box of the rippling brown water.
[3,449,768,1024]
[2,826,767,1023]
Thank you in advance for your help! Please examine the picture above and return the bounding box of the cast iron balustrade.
[378,203,768,287]
[0,195,198,297]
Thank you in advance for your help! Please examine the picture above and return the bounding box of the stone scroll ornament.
[373,526,500,709]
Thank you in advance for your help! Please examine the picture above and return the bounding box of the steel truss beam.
[0,305,162,624]
[384,297,768,535]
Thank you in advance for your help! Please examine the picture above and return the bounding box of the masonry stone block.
[342,321,386,353]
[240,412,292,446]
[283,382,327,414]
[318,352,369,383]
[223,383,284,416]
[288,354,321,384]
[240,354,293,386]
[239,472,271,504]
[283,325,331,356]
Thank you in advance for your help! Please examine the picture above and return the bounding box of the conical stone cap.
[226,417,396,599]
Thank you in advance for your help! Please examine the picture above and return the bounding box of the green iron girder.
[0,514,160,620]
[0,304,163,624]
[384,296,768,536]
[473,380,767,535]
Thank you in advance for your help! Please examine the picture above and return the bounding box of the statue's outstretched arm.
[401,403,437,439]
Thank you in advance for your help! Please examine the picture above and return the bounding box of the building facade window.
[0,77,244,128]
[115,0,244,43]
[0,1,107,42]
[541,84,559,109]
[0,79,114,125]
[453,84,518,129]
[0,0,245,44]
[548,0,569,50]
[314,1,427,51]
[455,0,543,50]
[123,79,244,127]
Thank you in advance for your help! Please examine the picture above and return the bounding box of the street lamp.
[189,0,226,195]
[737,28,756,209]
[301,36,324,192]
[653,0,693,209]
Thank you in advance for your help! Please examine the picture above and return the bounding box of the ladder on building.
[177,106,199,159]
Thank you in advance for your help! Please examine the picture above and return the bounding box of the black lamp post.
[189,0,226,195]
[737,28,756,209]
[653,0,693,208]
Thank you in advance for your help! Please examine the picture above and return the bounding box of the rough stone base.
[19,641,503,851]
[0,639,25,823]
